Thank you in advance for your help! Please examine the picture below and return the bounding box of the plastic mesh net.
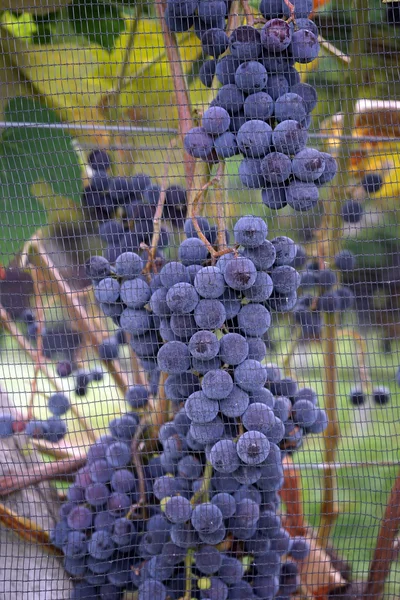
[0,0,398,598]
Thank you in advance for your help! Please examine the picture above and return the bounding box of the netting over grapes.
[0,0,398,599]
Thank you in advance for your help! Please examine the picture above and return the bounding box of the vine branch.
[364,470,400,600]
[316,0,369,547]
[154,0,195,184]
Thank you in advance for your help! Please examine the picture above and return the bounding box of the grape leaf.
[3,97,82,203]
[0,97,83,263]
[68,0,125,52]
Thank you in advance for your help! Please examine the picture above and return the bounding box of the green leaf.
[67,0,125,52]
[0,147,46,264]
[0,97,83,263]
[3,97,82,202]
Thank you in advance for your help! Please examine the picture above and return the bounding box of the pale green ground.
[0,329,399,595]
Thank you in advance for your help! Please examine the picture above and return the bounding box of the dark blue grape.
[341,200,364,223]
[98,337,120,361]
[185,391,219,423]
[214,84,245,115]
[202,369,233,399]
[194,299,226,330]
[291,29,319,63]
[261,185,288,210]
[190,417,225,445]
[67,505,92,531]
[239,158,267,189]
[290,82,317,113]
[164,495,192,524]
[236,431,270,465]
[237,120,273,158]
[200,59,217,87]
[272,119,308,155]
[237,303,271,337]
[191,502,223,534]
[361,172,383,194]
[234,360,267,392]
[85,482,110,508]
[115,251,143,279]
[266,73,289,100]
[210,439,240,473]
[261,19,292,52]
[235,61,268,94]
[285,181,319,211]
[229,25,262,61]
[261,152,292,184]
[202,106,231,136]
[274,93,307,123]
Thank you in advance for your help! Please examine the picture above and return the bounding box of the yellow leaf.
[0,11,37,39]
[113,18,202,128]
[0,16,202,150]
[0,501,62,556]
[0,22,110,144]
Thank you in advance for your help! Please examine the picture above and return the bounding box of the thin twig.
[364,470,400,600]
[0,456,86,496]
[191,462,213,505]
[189,162,226,257]
[282,327,302,376]
[127,420,148,519]
[0,303,96,442]
[339,328,372,394]
[148,370,170,430]
[318,312,339,548]
[24,236,129,395]
[317,0,369,547]
[184,548,194,600]
[143,161,170,275]
[318,36,351,65]
[0,501,63,555]
[128,339,148,388]
[240,0,255,26]
[226,0,240,34]
[215,163,227,251]
[282,0,295,20]
[154,0,195,185]
[108,11,141,153]
[27,274,45,420]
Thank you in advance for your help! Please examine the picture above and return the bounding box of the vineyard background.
[0,0,399,598]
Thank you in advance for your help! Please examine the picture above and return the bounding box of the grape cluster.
[82,150,187,265]
[51,411,143,597]
[61,215,329,599]
[349,386,391,406]
[179,0,337,212]
[294,252,356,341]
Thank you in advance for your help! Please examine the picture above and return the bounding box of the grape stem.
[282,0,295,21]
[143,152,172,276]
[184,548,194,600]
[127,341,149,388]
[106,8,141,162]
[190,461,213,505]
[338,328,372,395]
[127,419,148,519]
[154,0,196,185]
[215,162,227,251]
[0,302,96,444]
[190,162,234,258]
[365,471,400,600]
[226,0,240,34]
[0,455,86,496]
[21,236,130,395]
[27,272,45,422]
[240,0,255,26]
[317,0,369,548]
